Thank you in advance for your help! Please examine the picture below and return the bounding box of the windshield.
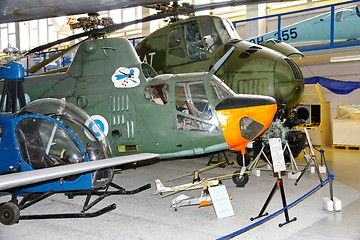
[17,98,112,188]
[214,17,240,43]
[16,116,84,170]
[199,17,222,53]
[210,75,235,100]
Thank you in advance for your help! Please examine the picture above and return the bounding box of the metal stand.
[248,143,273,171]
[250,172,297,227]
[283,140,299,173]
[207,151,232,166]
[295,128,323,185]
[249,141,300,173]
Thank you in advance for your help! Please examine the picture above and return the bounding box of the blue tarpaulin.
[305,76,360,94]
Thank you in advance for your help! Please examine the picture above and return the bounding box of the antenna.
[209,46,235,75]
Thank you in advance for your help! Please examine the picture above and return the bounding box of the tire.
[0,202,20,225]
[232,170,249,187]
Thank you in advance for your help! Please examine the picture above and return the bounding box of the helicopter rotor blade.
[24,0,293,56]
[26,39,86,74]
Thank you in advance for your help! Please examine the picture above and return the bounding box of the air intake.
[284,58,303,80]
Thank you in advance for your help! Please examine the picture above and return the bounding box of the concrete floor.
[0,146,359,239]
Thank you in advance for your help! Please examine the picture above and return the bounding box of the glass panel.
[214,18,231,43]
[184,21,205,61]
[16,117,83,170]
[144,83,169,105]
[175,81,212,119]
[177,115,218,132]
[210,76,234,100]
[222,18,241,39]
[188,82,211,118]
[240,117,264,140]
[141,63,158,78]
[199,17,221,53]
[1,28,8,50]
[169,28,181,48]
[169,48,186,58]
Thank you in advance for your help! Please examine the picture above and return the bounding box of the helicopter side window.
[336,11,344,22]
[144,83,169,105]
[169,28,181,48]
[175,81,217,133]
[184,21,205,61]
[175,81,211,119]
[168,28,186,58]
[176,115,217,132]
[199,17,221,53]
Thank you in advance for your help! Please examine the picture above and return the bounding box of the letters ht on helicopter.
[135,15,304,109]
[23,37,277,158]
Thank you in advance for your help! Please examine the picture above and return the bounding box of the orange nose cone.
[215,95,277,152]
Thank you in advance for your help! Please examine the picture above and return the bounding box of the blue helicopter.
[0,98,157,225]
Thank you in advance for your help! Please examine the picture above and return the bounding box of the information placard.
[269,138,286,173]
[208,185,234,219]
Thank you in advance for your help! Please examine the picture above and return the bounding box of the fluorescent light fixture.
[330,55,360,62]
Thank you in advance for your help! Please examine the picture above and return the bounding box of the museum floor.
[0,146,359,240]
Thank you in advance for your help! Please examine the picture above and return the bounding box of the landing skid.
[0,182,151,225]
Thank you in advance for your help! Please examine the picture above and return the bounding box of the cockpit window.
[16,117,83,170]
[175,81,217,132]
[199,17,221,53]
[175,81,211,119]
[144,83,169,105]
[336,11,344,22]
[214,18,231,43]
[141,63,158,78]
[214,18,240,43]
[184,21,205,61]
[222,19,240,39]
[168,28,186,58]
[169,28,181,48]
[210,76,235,100]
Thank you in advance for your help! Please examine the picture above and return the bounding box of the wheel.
[232,170,249,187]
[0,202,20,225]
[236,153,250,167]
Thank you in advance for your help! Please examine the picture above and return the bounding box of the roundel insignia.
[85,115,109,141]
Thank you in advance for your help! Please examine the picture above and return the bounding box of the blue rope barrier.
[217,174,334,240]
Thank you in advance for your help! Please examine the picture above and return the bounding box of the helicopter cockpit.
[144,73,234,133]
[169,16,240,63]
[15,98,112,189]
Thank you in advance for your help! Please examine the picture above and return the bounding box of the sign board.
[269,138,286,173]
[208,185,234,219]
